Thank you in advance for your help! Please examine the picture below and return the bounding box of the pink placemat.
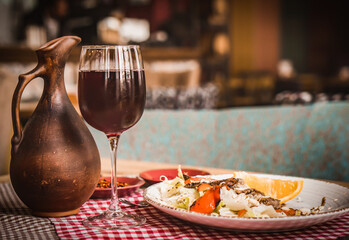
[50,190,349,240]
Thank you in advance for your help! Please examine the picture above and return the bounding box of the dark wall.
[281,0,349,76]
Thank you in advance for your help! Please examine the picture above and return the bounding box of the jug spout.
[36,36,81,65]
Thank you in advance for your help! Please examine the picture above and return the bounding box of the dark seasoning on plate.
[97,178,129,188]
[91,176,145,198]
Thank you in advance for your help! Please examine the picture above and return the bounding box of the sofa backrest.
[90,102,349,182]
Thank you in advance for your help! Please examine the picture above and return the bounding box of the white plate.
[143,174,349,232]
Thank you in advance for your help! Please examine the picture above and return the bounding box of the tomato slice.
[190,186,220,214]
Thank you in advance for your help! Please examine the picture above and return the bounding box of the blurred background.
[0,0,349,179]
[0,0,349,109]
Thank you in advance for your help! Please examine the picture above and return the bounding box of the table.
[1,159,348,240]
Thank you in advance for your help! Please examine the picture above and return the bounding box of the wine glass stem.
[108,134,121,212]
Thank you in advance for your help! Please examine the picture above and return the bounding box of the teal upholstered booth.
[89,102,349,182]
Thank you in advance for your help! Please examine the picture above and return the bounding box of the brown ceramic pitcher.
[10,36,101,217]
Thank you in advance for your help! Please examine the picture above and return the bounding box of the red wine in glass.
[78,70,146,136]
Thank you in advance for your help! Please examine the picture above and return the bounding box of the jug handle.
[11,66,45,152]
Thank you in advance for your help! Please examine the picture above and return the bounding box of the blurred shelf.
[0,45,38,63]
[142,47,201,60]
[0,45,202,63]
[0,45,81,63]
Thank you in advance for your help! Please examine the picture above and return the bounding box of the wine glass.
[78,45,146,229]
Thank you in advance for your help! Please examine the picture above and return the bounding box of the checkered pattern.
[0,183,59,240]
[51,190,349,240]
[1,182,349,240]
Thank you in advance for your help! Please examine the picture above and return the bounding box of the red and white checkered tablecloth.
[50,190,349,240]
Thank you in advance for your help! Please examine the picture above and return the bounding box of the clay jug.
[10,36,101,217]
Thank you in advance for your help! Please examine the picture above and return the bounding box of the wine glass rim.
[81,45,140,49]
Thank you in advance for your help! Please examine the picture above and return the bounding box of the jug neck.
[42,65,69,100]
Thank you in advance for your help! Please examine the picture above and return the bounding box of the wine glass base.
[83,210,146,230]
